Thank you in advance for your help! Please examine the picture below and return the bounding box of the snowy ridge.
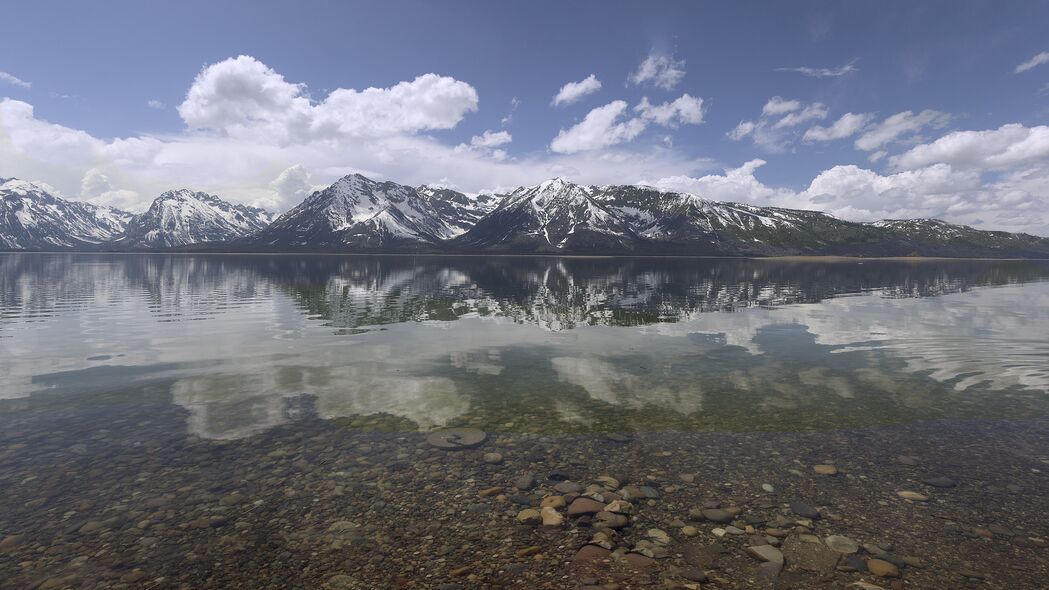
[1,178,132,250]
[4,173,1049,257]
[116,189,273,249]
[254,174,503,248]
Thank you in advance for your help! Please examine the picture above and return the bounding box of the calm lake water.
[3,254,1049,438]
[3,253,1049,588]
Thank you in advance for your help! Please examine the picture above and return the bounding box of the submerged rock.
[425,428,487,450]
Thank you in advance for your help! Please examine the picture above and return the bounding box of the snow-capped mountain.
[415,185,502,238]
[4,173,1049,257]
[116,189,272,249]
[0,178,132,250]
[249,174,494,249]
[452,178,639,252]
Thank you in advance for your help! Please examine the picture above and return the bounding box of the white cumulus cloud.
[551,94,704,154]
[552,74,602,107]
[635,94,704,127]
[177,55,478,145]
[550,101,648,154]
[890,123,1049,171]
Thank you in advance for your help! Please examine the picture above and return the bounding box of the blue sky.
[2,0,1048,233]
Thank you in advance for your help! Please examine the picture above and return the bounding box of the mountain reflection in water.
[2,253,1049,439]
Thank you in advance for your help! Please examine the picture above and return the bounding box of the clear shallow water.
[5,253,1049,589]
[3,253,1049,438]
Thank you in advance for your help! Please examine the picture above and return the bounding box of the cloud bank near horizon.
[1,54,1048,235]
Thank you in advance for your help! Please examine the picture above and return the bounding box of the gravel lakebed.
[1,394,1048,590]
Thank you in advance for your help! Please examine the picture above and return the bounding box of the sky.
[1,0,1048,234]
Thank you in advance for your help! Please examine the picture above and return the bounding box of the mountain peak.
[536,177,579,192]
[1,178,64,198]
[115,189,272,249]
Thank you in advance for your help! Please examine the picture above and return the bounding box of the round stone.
[701,508,734,523]
[482,452,503,464]
[789,501,821,519]
[824,535,860,554]
[867,558,900,578]
[747,544,784,565]
[425,428,487,450]
[813,464,838,475]
[516,509,542,525]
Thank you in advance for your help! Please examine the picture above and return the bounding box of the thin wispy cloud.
[776,61,858,78]
[147,99,166,110]
[1015,51,1049,73]
[0,71,31,89]
[628,52,686,90]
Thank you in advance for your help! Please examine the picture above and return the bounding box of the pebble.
[0,534,23,552]
[824,534,860,554]
[593,511,629,529]
[478,486,502,497]
[425,428,487,449]
[746,544,784,565]
[515,546,541,557]
[646,528,671,546]
[540,495,566,509]
[782,536,840,573]
[867,558,900,578]
[483,452,504,465]
[896,490,929,502]
[513,474,536,490]
[813,464,838,475]
[701,508,734,523]
[219,492,244,506]
[789,501,821,519]
[758,561,783,583]
[567,497,606,517]
[78,521,106,534]
[540,506,564,527]
[554,481,584,494]
[516,509,541,525]
[681,526,699,537]
[605,500,633,514]
[574,544,612,563]
[761,483,775,493]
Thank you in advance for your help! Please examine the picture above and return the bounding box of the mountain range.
[3,173,1048,258]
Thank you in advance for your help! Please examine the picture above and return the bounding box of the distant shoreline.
[3,250,1049,262]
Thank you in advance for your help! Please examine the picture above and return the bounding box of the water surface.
[3,254,1049,589]
[3,254,1049,438]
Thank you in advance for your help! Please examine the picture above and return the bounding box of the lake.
[2,253,1049,588]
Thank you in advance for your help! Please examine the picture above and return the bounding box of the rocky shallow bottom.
[1,391,1048,589]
